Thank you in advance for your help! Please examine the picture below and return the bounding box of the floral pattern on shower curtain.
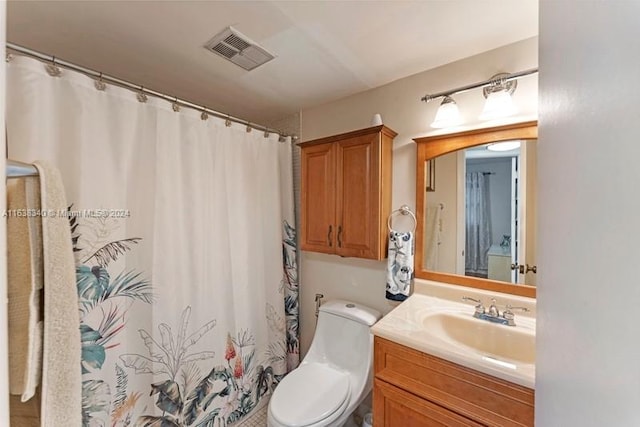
[6,55,299,427]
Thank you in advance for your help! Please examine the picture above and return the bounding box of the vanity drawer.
[374,337,534,427]
[374,378,483,427]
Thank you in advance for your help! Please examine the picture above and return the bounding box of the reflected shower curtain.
[6,55,299,426]
[465,172,491,277]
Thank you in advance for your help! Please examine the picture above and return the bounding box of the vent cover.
[204,27,275,71]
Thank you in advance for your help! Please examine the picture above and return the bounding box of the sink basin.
[370,291,536,388]
[421,312,535,365]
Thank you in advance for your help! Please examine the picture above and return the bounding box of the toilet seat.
[270,363,351,427]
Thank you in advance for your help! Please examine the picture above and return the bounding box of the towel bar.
[6,159,38,178]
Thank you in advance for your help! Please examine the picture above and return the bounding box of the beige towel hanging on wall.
[34,161,82,427]
[7,176,44,401]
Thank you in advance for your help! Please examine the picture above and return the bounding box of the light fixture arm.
[420,67,538,103]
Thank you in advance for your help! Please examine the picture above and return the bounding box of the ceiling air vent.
[204,26,275,71]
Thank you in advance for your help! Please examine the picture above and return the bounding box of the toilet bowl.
[268,300,381,427]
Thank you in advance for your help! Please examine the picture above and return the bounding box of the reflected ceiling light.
[431,96,462,128]
[419,68,537,129]
[479,73,517,120]
[487,140,521,152]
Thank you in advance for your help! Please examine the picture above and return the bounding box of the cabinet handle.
[337,225,343,248]
[327,225,332,247]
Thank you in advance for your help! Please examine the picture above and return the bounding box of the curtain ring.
[172,97,180,112]
[264,130,270,138]
[94,72,107,91]
[200,108,209,121]
[246,123,252,133]
[45,56,62,77]
[225,115,232,127]
[6,53,13,63]
[136,86,148,103]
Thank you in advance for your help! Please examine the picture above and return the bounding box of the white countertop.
[371,280,536,389]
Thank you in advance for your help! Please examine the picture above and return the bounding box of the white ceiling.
[7,1,538,125]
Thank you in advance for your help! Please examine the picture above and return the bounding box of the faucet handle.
[502,304,530,320]
[505,304,529,312]
[462,296,485,314]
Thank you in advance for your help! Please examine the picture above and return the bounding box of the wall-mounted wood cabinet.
[300,125,396,260]
[373,337,534,426]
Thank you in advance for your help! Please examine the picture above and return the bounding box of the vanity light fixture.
[420,68,537,128]
[480,90,516,120]
[479,73,517,120]
[431,96,462,128]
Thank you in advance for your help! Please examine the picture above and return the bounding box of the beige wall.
[299,37,538,356]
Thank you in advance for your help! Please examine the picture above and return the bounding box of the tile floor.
[236,397,366,427]
[237,405,362,427]
[236,401,268,426]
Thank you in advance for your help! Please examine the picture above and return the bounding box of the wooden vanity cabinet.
[373,337,534,427]
[300,125,396,260]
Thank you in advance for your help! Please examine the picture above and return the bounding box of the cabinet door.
[301,142,336,253]
[336,133,381,259]
[373,379,482,427]
[374,337,534,426]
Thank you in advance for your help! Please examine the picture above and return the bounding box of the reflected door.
[516,140,537,285]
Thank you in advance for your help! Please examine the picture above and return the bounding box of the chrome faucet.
[461,297,529,326]
[487,298,500,317]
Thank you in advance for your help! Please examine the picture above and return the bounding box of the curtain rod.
[421,67,538,102]
[6,42,297,140]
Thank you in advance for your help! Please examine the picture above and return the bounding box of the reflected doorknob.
[526,264,537,274]
[511,264,525,274]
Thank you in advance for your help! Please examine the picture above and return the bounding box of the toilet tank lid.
[319,300,382,326]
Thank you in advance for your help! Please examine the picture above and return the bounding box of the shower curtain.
[465,172,491,277]
[6,55,299,426]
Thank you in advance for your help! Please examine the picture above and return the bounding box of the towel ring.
[387,205,417,233]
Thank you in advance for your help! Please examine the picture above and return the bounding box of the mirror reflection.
[414,122,537,297]
[424,139,537,286]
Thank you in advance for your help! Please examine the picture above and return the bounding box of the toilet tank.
[305,300,381,372]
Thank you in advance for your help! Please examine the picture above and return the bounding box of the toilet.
[268,300,381,427]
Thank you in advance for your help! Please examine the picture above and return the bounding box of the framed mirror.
[414,121,537,298]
